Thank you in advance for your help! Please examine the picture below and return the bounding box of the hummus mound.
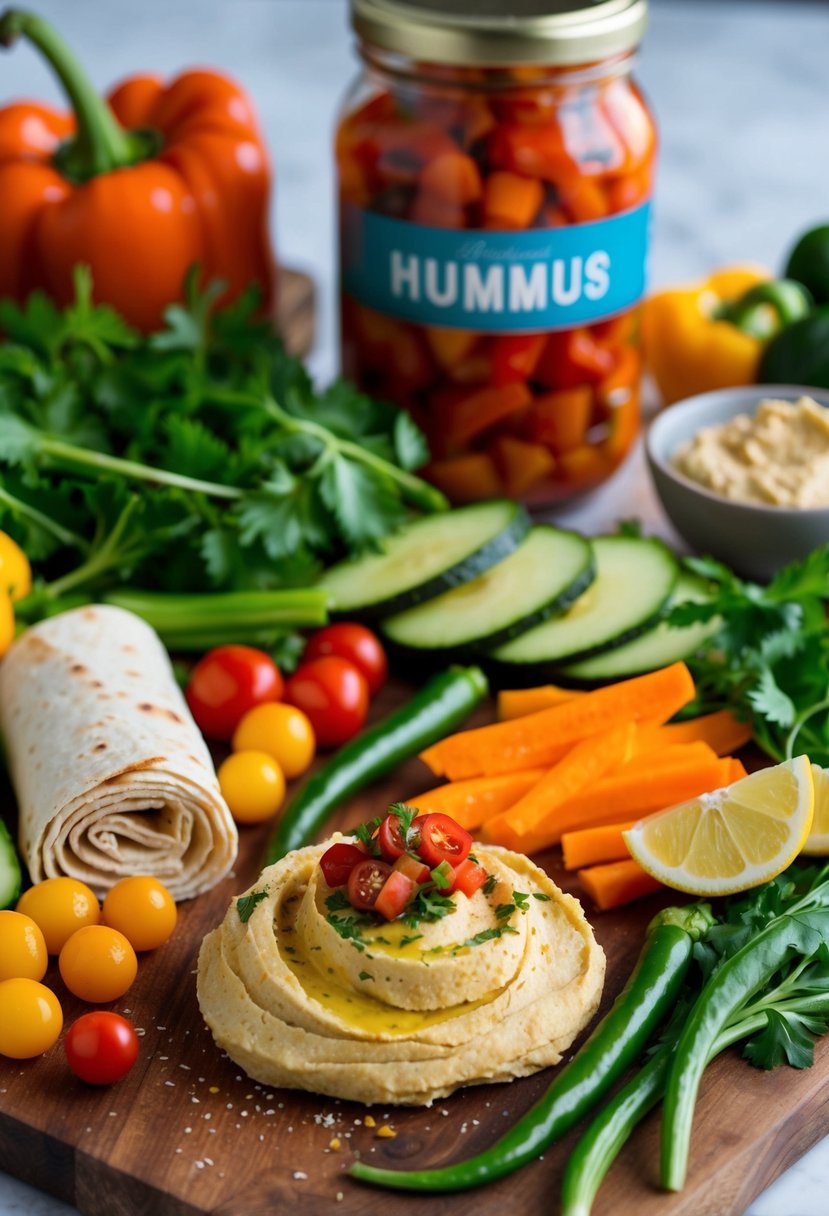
[197,838,605,1106]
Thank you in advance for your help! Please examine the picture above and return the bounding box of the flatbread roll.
[0,604,237,900]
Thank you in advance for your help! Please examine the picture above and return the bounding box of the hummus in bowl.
[197,836,605,1105]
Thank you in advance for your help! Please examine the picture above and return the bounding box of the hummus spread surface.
[672,396,829,507]
[197,837,605,1105]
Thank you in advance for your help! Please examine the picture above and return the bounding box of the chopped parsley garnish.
[358,971,374,982]
[533,892,552,901]
[513,891,531,913]
[353,815,384,854]
[325,889,352,913]
[399,933,423,948]
[406,886,455,925]
[430,861,454,890]
[236,888,268,924]
[453,925,520,953]
[495,903,516,920]
[326,914,368,952]
[482,872,498,895]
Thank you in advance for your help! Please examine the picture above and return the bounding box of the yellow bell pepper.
[643,265,772,405]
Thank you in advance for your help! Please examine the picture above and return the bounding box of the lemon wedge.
[623,756,815,896]
[801,764,829,855]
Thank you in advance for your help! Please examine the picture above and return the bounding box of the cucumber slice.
[560,572,718,682]
[381,526,594,655]
[490,535,679,672]
[317,500,530,619]
[0,819,21,909]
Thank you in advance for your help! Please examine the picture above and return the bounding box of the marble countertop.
[1,1,828,1212]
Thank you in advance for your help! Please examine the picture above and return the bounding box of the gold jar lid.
[350,0,648,67]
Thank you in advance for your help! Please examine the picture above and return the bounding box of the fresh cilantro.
[513,891,530,913]
[358,971,374,982]
[399,933,423,948]
[430,861,453,890]
[482,873,498,895]
[532,892,552,902]
[0,270,445,632]
[326,914,367,952]
[353,815,384,854]
[495,903,515,920]
[405,887,455,925]
[667,547,829,765]
[236,888,268,924]
[743,1007,828,1071]
[454,925,520,953]
[325,889,352,913]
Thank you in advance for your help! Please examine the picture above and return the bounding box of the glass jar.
[337,0,656,506]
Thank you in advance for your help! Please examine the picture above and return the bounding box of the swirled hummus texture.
[196,838,605,1105]
[672,396,829,507]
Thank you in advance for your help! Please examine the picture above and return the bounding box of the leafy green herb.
[495,903,516,921]
[358,970,374,983]
[388,802,420,839]
[326,914,367,952]
[406,887,456,926]
[670,548,829,764]
[453,925,520,953]
[353,815,384,855]
[236,888,268,924]
[399,933,423,948]
[482,873,498,895]
[532,892,552,902]
[430,861,454,890]
[0,269,445,634]
[325,889,352,913]
[513,891,530,913]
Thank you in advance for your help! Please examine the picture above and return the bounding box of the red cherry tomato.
[186,646,283,741]
[448,858,487,898]
[416,813,473,868]
[377,813,406,861]
[284,657,369,749]
[375,870,416,920]
[64,1011,139,1085]
[319,842,367,888]
[303,624,388,697]
[347,858,392,911]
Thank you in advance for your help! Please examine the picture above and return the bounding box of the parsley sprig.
[0,269,446,633]
[670,547,829,764]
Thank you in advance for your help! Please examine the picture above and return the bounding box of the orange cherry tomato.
[59,925,138,1003]
[0,910,48,981]
[0,978,62,1058]
[218,750,286,824]
[102,876,177,952]
[17,877,100,954]
[231,702,316,779]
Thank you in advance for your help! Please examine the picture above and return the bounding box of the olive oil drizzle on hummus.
[276,893,503,1036]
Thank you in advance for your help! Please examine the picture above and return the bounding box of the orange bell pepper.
[0,8,273,331]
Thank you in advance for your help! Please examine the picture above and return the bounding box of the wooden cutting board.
[2,682,829,1216]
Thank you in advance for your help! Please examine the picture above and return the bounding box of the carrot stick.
[480,722,635,843]
[636,709,752,757]
[497,684,584,720]
[561,821,636,870]
[577,859,663,911]
[728,757,749,781]
[496,755,732,854]
[411,768,547,831]
[419,662,696,779]
[623,740,720,773]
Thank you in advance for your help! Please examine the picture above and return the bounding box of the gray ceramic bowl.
[645,384,829,582]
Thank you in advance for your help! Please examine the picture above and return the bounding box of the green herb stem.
[36,434,242,500]
[0,483,88,552]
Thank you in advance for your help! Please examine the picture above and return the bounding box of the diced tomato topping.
[393,852,431,884]
[375,870,417,920]
[378,813,407,861]
[347,859,392,910]
[319,842,366,888]
[448,858,488,898]
[416,813,473,868]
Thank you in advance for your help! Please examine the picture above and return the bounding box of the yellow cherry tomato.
[102,876,177,952]
[0,591,13,659]
[218,750,286,824]
[0,978,63,1058]
[0,532,31,602]
[232,702,316,779]
[58,925,138,1003]
[17,877,101,955]
[0,910,48,982]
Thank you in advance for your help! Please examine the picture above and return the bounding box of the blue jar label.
[341,200,651,333]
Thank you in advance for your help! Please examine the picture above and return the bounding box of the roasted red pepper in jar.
[0,7,273,331]
[338,0,655,505]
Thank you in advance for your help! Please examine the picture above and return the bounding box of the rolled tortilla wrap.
[0,604,237,900]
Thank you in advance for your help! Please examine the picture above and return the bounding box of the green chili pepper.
[560,1006,769,1216]
[350,903,713,1193]
[265,665,488,863]
[715,278,812,340]
[661,906,829,1192]
[784,223,829,306]
[759,306,829,389]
